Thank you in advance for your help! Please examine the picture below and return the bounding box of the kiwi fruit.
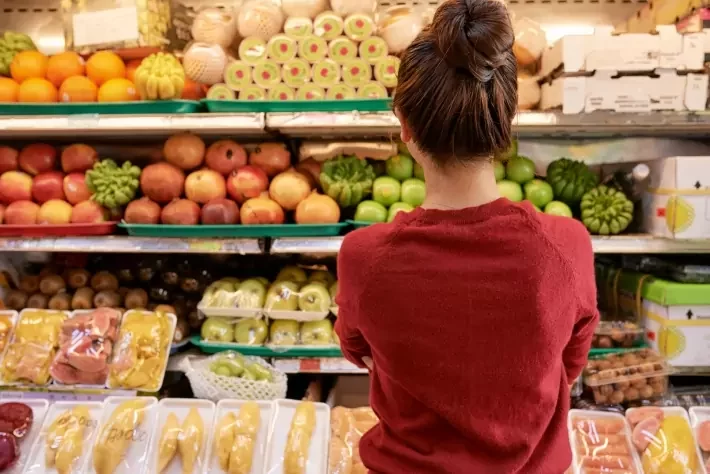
[18,276,40,294]
[39,275,66,295]
[91,271,119,292]
[27,293,49,309]
[94,290,121,308]
[49,293,72,311]
[124,288,149,310]
[66,269,91,289]
[71,287,95,310]
[5,290,28,310]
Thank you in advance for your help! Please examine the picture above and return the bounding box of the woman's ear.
[394,108,412,143]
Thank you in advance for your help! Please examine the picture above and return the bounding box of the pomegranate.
[161,199,201,225]
[295,158,322,184]
[60,144,98,173]
[295,191,340,224]
[240,192,285,224]
[185,169,226,204]
[0,147,18,174]
[140,163,185,203]
[269,169,312,210]
[226,166,269,204]
[125,197,161,224]
[205,140,247,175]
[248,142,291,177]
[201,198,239,224]
[163,133,205,170]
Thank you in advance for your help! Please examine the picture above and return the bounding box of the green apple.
[524,179,554,208]
[298,283,332,312]
[265,281,300,311]
[241,366,257,380]
[413,162,425,181]
[544,200,573,218]
[247,362,273,382]
[234,318,268,344]
[505,156,536,184]
[400,179,425,207]
[373,177,401,207]
[275,265,308,284]
[255,277,270,286]
[269,319,299,345]
[201,317,234,342]
[235,279,267,309]
[308,270,335,287]
[385,154,414,181]
[301,319,334,345]
[329,281,338,301]
[497,180,523,202]
[354,200,387,223]
[210,356,245,377]
[387,202,414,222]
[495,139,518,161]
[494,161,505,182]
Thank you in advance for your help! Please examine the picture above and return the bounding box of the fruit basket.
[0,100,201,115]
[118,222,348,238]
[0,222,118,237]
[202,98,392,113]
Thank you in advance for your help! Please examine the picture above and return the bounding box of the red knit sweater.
[335,198,599,474]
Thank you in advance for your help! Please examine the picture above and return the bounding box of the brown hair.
[393,0,517,165]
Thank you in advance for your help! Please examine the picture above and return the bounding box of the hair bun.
[431,0,514,82]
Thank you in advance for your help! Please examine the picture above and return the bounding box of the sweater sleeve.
[334,232,372,368]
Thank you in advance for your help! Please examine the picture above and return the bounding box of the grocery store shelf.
[0,113,267,139]
[271,235,710,255]
[266,111,401,137]
[0,236,264,254]
[273,358,367,374]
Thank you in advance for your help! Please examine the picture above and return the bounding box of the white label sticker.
[72,6,139,47]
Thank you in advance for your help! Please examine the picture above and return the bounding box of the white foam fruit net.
[185,354,287,402]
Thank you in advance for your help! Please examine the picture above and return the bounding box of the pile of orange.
[0,49,139,103]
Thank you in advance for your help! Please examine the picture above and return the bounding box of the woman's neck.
[421,160,500,211]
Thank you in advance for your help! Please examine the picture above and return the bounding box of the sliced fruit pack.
[2,399,49,474]
[687,407,710,472]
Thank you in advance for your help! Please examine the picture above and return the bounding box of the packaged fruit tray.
[0,100,201,115]
[190,335,343,357]
[119,222,347,238]
[0,398,50,474]
[0,222,118,237]
[202,98,392,113]
[593,321,645,350]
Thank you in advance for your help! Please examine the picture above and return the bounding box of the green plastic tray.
[346,220,375,229]
[190,336,343,357]
[0,100,201,115]
[589,342,649,357]
[203,99,392,113]
[118,222,347,238]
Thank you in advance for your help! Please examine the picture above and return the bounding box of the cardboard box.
[642,156,710,239]
[540,72,709,114]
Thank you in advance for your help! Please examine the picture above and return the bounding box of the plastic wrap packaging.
[378,7,424,54]
[326,84,356,100]
[148,399,215,474]
[670,265,710,284]
[269,84,296,101]
[238,0,284,41]
[85,397,158,474]
[285,17,314,39]
[207,84,236,100]
[282,0,328,19]
[239,37,268,64]
[359,37,388,64]
[283,59,313,88]
[240,86,267,100]
[253,61,282,88]
[224,61,253,90]
[185,352,287,402]
[329,37,358,63]
[568,409,642,474]
[312,59,342,87]
[267,34,298,63]
[108,310,176,391]
[266,400,330,474]
[23,401,103,474]
[374,56,400,89]
[343,14,375,42]
[200,316,269,346]
[330,0,377,17]
[584,349,672,405]
[689,407,710,471]
[342,59,372,87]
[314,12,345,41]
[1,310,68,386]
[299,36,329,62]
[268,319,337,347]
[191,7,238,48]
[357,81,388,99]
[205,400,272,474]
[593,321,644,349]
[0,399,49,474]
[297,85,326,100]
[0,311,17,354]
[626,406,703,474]
[49,308,121,387]
[329,406,378,474]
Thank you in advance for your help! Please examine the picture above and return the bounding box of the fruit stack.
[330,406,378,474]
[0,143,109,227]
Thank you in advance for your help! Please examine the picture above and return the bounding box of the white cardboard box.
[540,72,709,114]
[540,26,704,78]
[642,156,710,239]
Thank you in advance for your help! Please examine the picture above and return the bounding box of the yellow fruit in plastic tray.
[659,326,686,360]
[183,43,228,85]
[665,196,695,233]
[134,52,185,100]
[642,415,698,474]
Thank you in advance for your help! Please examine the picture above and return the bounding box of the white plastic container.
[688,407,710,471]
[2,399,48,474]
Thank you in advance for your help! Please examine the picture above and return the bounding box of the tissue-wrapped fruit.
[109,310,173,391]
[134,52,185,100]
[1,310,66,385]
[546,158,598,207]
[580,185,634,235]
[320,156,376,208]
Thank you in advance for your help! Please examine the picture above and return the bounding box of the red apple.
[71,200,108,224]
[18,143,57,176]
[61,144,98,173]
[201,198,239,224]
[0,146,18,174]
[32,171,65,203]
[0,171,33,203]
[124,197,161,224]
[4,201,40,225]
[226,166,269,204]
[205,140,247,175]
[63,173,91,205]
[161,199,200,225]
[38,199,73,224]
[184,169,226,204]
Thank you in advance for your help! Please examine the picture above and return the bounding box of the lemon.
[658,327,686,359]
[666,196,695,233]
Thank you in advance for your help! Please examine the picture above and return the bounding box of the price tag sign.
[188,241,222,252]
[67,114,100,129]
[299,358,322,372]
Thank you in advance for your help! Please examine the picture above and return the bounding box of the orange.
[58,75,98,102]
[86,51,126,86]
[0,78,20,102]
[181,78,205,100]
[125,59,142,83]
[10,51,49,83]
[97,78,138,102]
[46,51,85,88]
[17,78,57,103]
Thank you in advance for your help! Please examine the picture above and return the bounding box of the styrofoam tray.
[265,310,329,322]
[145,398,216,474]
[84,396,159,474]
[689,407,710,471]
[265,400,330,474]
[205,400,274,474]
[198,303,264,319]
[626,406,706,474]
[23,401,104,474]
[567,409,643,474]
[0,310,19,369]
[1,398,49,474]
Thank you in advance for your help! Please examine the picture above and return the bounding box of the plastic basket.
[0,100,201,115]
[203,98,392,113]
[119,222,347,237]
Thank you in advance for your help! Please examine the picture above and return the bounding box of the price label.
[299,358,322,372]
[67,114,100,129]
[188,241,222,252]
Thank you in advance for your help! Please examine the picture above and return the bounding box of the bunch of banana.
[0,31,36,76]
[86,159,141,209]
[214,402,260,474]
[45,405,91,474]
[284,402,316,474]
[93,399,147,474]
[134,52,186,100]
[156,408,205,473]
